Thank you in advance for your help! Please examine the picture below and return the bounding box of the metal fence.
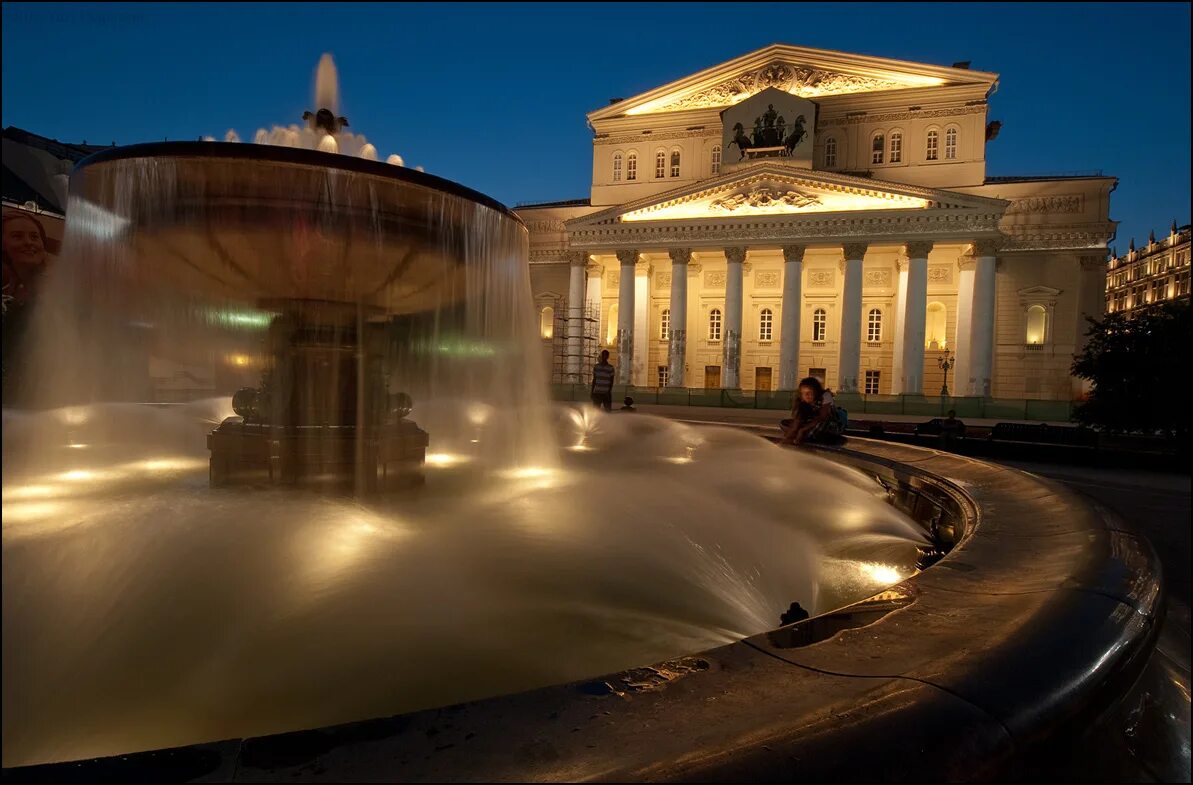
[549,383,1077,423]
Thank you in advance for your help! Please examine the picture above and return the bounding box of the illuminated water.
[1,54,925,766]
[3,403,923,767]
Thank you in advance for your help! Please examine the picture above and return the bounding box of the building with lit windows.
[1105,223,1190,317]
[517,44,1117,402]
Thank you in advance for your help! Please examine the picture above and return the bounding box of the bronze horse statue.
[783,114,807,156]
[728,122,753,161]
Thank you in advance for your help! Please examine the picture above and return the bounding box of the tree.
[1071,301,1191,437]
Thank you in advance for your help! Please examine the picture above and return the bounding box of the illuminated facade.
[1105,224,1190,316]
[517,44,1117,400]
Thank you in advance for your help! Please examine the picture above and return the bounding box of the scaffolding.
[550,299,601,384]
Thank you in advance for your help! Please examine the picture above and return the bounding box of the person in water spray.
[779,376,843,446]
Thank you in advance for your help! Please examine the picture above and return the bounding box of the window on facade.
[540,306,554,339]
[1176,271,1191,297]
[889,132,902,164]
[867,308,883,342]
[812,308,827,342]
[926,130,939,161]
[658,365,669,388]
[655,151,666,179]
[825,136,837,167]
[759,308,773,341]
[626,152,637,181]
[660,308,670,340]
[708,309,722,341]
[1025,305,1047,345]
[945,128,958,160]
[925,302,947,349]
[871,133,884,165]
[612,153,623,182]
[1151,279,1167,302]
[670,150,681,177]
[864,370,881,395]
[711,145,721,175]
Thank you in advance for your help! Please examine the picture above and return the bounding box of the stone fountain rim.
[0,438,1165,781]
[72,141,525,225]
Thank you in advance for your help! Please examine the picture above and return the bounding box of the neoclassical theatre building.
[516,44,1116,400]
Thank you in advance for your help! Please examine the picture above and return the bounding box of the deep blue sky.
[3,2,1189,250]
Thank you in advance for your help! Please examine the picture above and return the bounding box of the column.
[836,242,867,392]
[953,249,976,397]
[723,247,746,389]
[633,260,650,386]
[969,240,998,397]
[614,249,638,385]
[896,241,932,395]
[584,262,603,325]
[566,251,587,383]
[667,248,691,387]
[778,245,805,391]
[891,257,908,392]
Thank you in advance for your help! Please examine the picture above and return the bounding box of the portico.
[564,164,1006,394]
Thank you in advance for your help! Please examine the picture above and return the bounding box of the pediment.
[568,164,1008,229]
[591,44,997,119]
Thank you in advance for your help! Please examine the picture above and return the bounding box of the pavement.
[632,402,1072,429]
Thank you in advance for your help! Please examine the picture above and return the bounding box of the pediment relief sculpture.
[711,186,822,212]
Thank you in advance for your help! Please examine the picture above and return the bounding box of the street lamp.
[937,348,955,397]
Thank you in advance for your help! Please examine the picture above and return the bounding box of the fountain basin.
[1,438,1167,782]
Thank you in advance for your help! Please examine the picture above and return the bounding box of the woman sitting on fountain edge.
[780,377,843,446]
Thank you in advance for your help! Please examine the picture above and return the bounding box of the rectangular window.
[754,367,772,392]
[812,310,827,342]
[709,310,722,341]
[711,146,721,175]
[889,133,902,164]
[704,366,721,389]
[864,370,881,395]
[670,151,681,178]
[658,365,669,388]
[945,128,957,160]
[871,135,884,165]
[1177,271,1190,297]
[825,137,837,168]
[759,309,773,341]
[926,132,939,161]
[626,155,637,181]
[655,153,666,179]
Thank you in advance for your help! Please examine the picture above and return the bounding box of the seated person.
[619,396,636,412]
[780,377,844,446]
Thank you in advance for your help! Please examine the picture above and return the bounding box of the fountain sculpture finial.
[302,108,350,135]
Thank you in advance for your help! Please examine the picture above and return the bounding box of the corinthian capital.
[964,238,1003,259]
[668,247,693,265]
[904,240,934,259]
[616,249,640,267]
[567,250,589,267]
[724,247,747,265]
[782,245,806,264]
[842,242,869,260]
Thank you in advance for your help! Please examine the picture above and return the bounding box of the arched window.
[1026,305,1047,345]
[660,308,671,340]
[871,133,885,165]
[925,302,947,349]
[612,152,623,182]
[670,150,681,177]
[812,308,827,342]
[606,304,618,345]
[889,131,903,164]
[759,308,773,341]
[540,306,554,339]
[711,145,721,175]
[945,127,958,160]
[926,130,939,161]
[867,308,883,342]
[626,152,638,181]
[708,309,722,341]
[824,136,837,168]
[655,150,666,179]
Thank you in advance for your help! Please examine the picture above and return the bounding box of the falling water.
[1,69,929,769]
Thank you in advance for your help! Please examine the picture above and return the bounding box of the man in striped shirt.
[591,350,615,412]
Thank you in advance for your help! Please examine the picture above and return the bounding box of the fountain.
[1,56,935,768]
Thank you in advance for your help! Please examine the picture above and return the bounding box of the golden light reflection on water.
[860,562,904,585]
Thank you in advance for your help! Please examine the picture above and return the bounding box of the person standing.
[591,349,615,412]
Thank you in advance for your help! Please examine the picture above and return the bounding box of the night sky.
[2,2,1188,250]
